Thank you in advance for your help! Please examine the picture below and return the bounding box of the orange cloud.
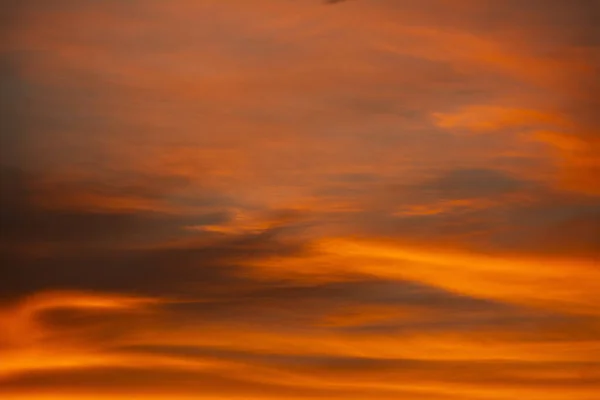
[249,237,600,315]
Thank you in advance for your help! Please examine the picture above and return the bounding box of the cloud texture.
[1,1,599,399]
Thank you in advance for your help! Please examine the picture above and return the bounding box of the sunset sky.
[1,1,599,399]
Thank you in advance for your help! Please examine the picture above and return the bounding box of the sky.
[1,0,599,399]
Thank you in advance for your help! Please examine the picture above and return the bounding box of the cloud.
[416,168,528,200]
[2,0,599,399]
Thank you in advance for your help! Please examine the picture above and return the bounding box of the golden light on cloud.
[2,0,599,399]
[319,238,600,313]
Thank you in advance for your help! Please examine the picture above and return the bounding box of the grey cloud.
[0,166,229,246]
[418,168,528,200]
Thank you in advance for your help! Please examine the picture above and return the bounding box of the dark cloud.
[417,168,527,200]
[0,165,257,301]
[0,166,228,246]
[2,163,525,357]
[29,268,516,337]
[154,278,516,332]
[1,161,518,326]
[482,192,600,256]
[0,224,303,301]
[339,167,600,257]
[0,60,30,168]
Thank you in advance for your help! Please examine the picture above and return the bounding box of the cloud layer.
[2,1,599,399]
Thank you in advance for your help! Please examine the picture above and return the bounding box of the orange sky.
[1,1,599,399]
